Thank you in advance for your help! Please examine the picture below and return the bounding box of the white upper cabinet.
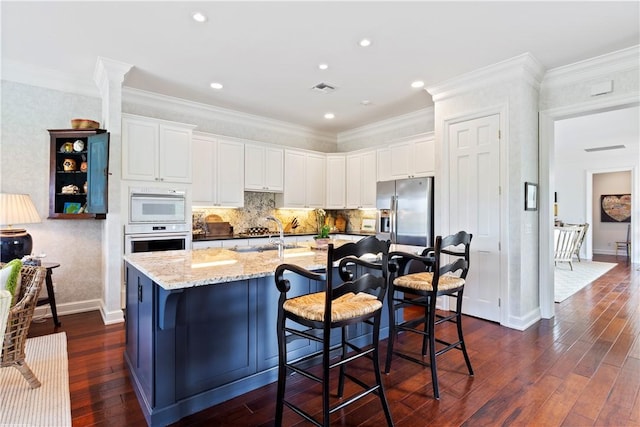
[387,133,435,180]
[192,133,244,207]
[376,147,392,182]
[122,114,196,183]
[346,150,376,208]
[276,150,325,208]
[325,154,346,209]
[244,144,284,192]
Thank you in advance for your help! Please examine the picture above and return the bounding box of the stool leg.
[338,326,347,397]
[322,327,331,427]
[372,315,394,426]
[384,289,397,374]
[428,296,439,400]
[456,291,474,376]
[275,311,286,426]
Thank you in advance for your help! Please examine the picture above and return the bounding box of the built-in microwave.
[129,187,186,224]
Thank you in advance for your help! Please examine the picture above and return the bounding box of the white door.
[449,114,501,322]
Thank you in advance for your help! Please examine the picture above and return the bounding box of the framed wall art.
[600,194,631,222]
[525,182,537,211]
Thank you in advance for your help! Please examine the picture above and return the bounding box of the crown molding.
[2,58,99,98]
[337,106,434,145]
[541,45,640,89]
[122,87,336,145]
[94,57,133,96]
[427,52,545,102]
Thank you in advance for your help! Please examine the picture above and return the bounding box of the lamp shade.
[0,193,41,228]
[0,193,41,262]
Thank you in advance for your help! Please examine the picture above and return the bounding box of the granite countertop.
[124,240,421,291]
[124,241,340,290]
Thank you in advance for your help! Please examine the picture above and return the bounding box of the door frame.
[539,94,639,319]
[440,104,508,325]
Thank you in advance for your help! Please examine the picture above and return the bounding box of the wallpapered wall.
[1,80,104,306]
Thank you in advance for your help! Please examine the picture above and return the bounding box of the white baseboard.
[33,298,124,325]
[505,307,541,331]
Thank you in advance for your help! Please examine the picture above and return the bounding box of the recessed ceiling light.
[210,82,223,90]
[361,100,372,106]
[192,12,207,23]
[318,63,329,70]
[324,113,335,120]
[411,80,425,88]
[359,38,372,47]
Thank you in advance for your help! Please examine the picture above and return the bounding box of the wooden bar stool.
[274,236,393,426]
[384,231,473,400]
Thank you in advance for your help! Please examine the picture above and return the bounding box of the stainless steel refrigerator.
[376,177,434,246]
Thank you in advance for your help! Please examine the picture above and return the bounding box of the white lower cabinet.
[192,133,244,207]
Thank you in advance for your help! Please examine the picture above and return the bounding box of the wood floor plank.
[24,255,638,426]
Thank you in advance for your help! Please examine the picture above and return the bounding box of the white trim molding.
[427,52,545,102]
[542,45,640,89]
[122,87,336,147]
[2,58,100,99]
[336,107,434,146]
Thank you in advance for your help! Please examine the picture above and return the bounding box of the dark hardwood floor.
[28,255,639,426]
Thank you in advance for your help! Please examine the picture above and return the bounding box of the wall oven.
[125,187,191,254]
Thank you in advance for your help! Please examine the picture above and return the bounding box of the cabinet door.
[389,141,411,179]
[158,124,192,183]
[412,137,435,176]
[326,155,346,209]
[86,132,109,214]
[264,147,284,192]
[191,135,216,205]
[360,150,377,208]
[244,145,266,191]
[345,154,362,208]
[280,150,307,208]
[305,153,326,208]
[377,147,392,182]
[122,117,159,181]
[216,139,244,207]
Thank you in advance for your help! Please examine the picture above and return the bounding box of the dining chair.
[384,231,473,400]
[274,236,393,426]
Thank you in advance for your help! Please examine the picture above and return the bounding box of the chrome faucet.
[266,215,285,258]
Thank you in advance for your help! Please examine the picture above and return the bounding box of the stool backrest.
[432,231,472,291]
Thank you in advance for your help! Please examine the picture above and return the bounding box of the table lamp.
[0,193,41,263]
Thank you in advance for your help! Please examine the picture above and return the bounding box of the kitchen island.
[123,241,393,426]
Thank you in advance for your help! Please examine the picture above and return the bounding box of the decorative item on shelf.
[70,118,100,129]
[60,142,74,153]
[83,181,88,194]
[61,184,79,194]
[0,193,41,263]
[62,158,76,171]
[72,139,84,152]
[63,202,82,214]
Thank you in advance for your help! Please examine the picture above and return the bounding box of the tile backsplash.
[192,192,377,235]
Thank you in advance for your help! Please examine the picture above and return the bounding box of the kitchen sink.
[230,243,305,253]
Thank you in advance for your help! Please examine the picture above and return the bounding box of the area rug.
[0,332,71,426]
[555,261,616,303]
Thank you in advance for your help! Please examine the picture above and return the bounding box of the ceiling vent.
[310,82,337,94]
[584,145,626,152]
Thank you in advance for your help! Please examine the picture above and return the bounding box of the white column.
[94,57,132,324]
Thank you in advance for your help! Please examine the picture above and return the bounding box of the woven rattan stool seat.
[393,271,465,292]
[283,291,381,322]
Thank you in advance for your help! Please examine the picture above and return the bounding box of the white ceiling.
[2,1,639,135]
